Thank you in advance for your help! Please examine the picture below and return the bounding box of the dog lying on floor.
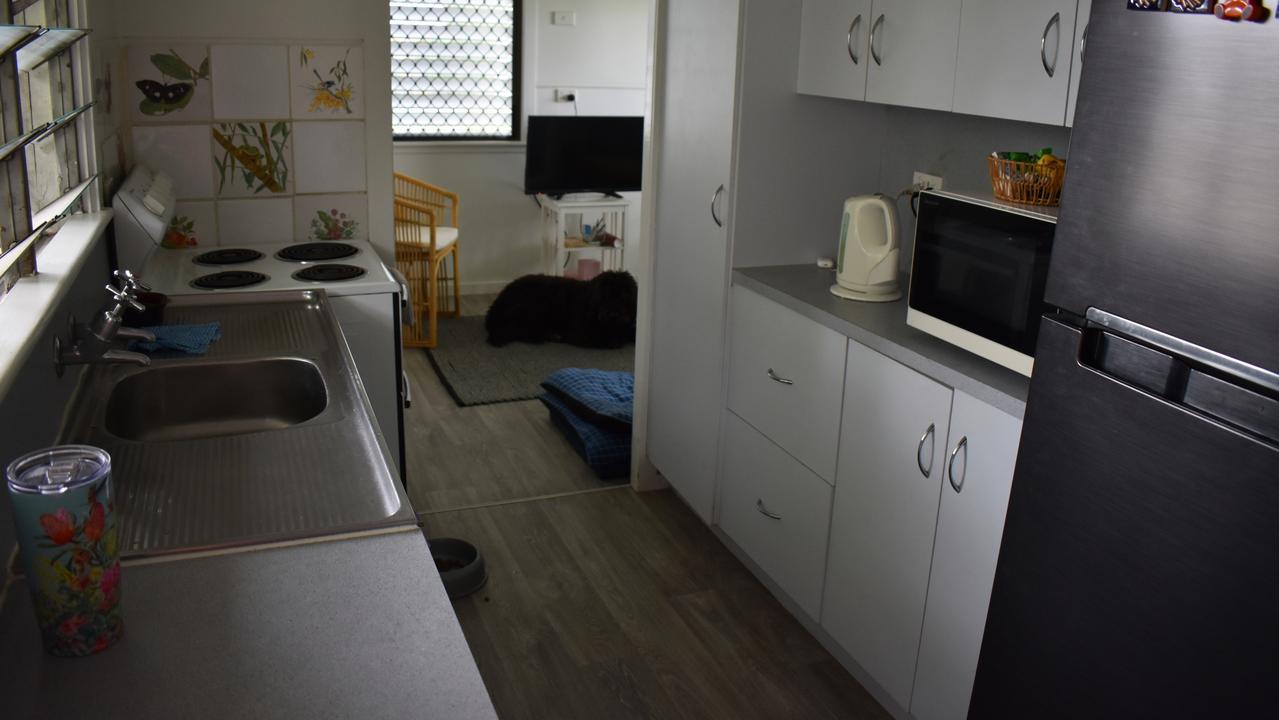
[485,271,638,349]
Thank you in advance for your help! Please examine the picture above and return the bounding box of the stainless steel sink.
[105,358,328,442]
[59,291,416,559]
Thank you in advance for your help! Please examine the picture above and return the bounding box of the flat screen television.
[524,115,643,197]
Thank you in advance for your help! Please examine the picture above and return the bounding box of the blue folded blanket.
[540,368,634,432]
[538,392,632,480]
[130,322,221,355]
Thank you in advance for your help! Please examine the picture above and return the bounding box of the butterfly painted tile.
[290,45,364,119]
[212,121,293,197]
[128,45,211,122]
[293,193,368,241]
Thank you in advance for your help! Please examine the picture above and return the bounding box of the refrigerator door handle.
[1086,308,1279,394]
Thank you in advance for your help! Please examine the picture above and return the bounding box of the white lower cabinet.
[909,391,1022,720]
[718,411,834,619]
[821,339,953,709]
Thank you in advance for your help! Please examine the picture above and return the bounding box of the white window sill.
[393,140,527,155]
[0,210,112,400]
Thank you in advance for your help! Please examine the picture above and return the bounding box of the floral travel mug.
[5,445,123,657]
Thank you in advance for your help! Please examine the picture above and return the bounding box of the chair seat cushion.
[538,392,631,480]
[541,369,634,432]
[406,224,458,249]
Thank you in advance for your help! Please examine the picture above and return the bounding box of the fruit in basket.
[1037,153,1063,168]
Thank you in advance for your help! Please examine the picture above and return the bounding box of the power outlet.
[552,11,577,26]
[913,171,944,192]
[555,88,578,102]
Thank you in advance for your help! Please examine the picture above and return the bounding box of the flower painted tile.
[164,201,217,248]
[213,121,293,197]
[127,44,211,123]
[293,121,366,194]
[216,198,293,246]
[131,125,215,199]
[210,45,290,120]
[290,45,364,119]
[293,194,368,241]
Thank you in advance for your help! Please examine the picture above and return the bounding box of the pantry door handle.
[1041,12,1061,78]
[870,14,885,66]
[847,15,862,65]
[710,184,725,227]
[916,423,935,478]
[756,499,782,520]
[766,368,794,386]
[948,436,968,493]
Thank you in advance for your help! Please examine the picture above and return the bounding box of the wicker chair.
[393,173,461,348]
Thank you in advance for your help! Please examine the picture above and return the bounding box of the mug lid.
[5,445,111,496]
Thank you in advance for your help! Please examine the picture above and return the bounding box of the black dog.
[485,271,637,349]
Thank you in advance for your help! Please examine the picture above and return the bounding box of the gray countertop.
[0,529,498,720]
[734,265,1030,418]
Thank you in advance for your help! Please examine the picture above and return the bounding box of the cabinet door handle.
[847,15,862,65]
[1080,22,1089,62]
[1040,12,1061,78]
[916,422,935,478]
[756,499,782,520]
[710,184,725,227]
[870,14,885,67]
[766,368,794,386]
[948,436,968,493]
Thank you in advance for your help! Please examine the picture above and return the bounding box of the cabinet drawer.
[727,285,847,482]
[719,412,834,619]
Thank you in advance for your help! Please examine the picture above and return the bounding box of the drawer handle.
[948,436,968,494]
[766,368,794,386]
[916,423,935,478]
[756,499,782,520]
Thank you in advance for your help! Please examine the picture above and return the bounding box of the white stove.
[142,240,399,297]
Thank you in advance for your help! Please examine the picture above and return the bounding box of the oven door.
[908,194,1055,363]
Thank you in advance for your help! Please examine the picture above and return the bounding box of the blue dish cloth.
[130,322,221,355]
[540,369,634,433]
[539,392,632,480]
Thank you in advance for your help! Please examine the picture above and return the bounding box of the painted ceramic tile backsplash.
[131,125,215,198]
[210,44,290,119]
[217,198,293,245]
[293,121,366,194]
[213,122,292,196]
[291,45,364,118]
[128,44,211,122]
[165,201,217,248]
[294,193,368,241]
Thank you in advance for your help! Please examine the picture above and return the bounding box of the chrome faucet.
[55,270,158,374]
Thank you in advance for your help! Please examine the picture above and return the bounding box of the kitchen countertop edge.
[733,265,1030,418]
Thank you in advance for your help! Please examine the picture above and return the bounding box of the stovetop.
[142,240,397,297]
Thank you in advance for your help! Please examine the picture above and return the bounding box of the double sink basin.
[60,290,415,559]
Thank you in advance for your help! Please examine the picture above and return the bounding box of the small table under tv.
[538,194,628,278]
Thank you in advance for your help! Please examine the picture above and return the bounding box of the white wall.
[106,0,395,260]
[394,0,650,293]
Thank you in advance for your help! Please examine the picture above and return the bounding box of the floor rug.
[425,316,635,407]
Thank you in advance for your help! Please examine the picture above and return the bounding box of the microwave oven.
[906,190,1056,377]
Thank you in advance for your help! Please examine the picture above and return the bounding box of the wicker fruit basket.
[987,155,1066,206]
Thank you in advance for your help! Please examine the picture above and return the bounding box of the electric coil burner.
[191,270,269,290]
[276,242,359,262]
[193,248,263,266]
[293,264,366,283]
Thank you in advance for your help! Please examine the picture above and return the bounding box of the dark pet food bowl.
[429,537,487,600]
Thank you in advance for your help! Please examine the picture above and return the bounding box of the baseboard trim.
[711,526,912,720]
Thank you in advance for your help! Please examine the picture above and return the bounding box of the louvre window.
[0,0,95,301]
[390,0,520,140]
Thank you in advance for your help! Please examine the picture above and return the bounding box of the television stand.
[548,190,624,200]
[537,194,630,278]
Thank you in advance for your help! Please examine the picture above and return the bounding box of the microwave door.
[919,229,1044,336]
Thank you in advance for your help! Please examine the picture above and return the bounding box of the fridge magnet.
[128,45,211,120]
[1168,0,1215,12]
[212,122,292,196]
[1127,0,1166,9]
[1215,0,1269,20]
[290,45,364,118]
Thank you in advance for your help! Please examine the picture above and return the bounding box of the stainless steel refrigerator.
[969,3,1279,717]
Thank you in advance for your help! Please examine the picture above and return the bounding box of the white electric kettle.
[830,194,901,302]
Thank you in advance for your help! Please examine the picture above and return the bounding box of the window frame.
[390,0,523,143]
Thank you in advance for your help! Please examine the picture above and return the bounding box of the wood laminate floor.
[426,488,892,720]
[403,294,613,513]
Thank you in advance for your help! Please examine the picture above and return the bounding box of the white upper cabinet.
[1065,0,1091,127]
[953,0,1080,126]
[797,0,872,100]
[864,0,962,112]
